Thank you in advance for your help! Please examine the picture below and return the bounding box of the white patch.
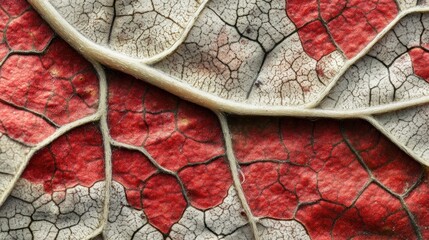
[394,14,424,48]
[375,106,429,163]
[0,134,30,200]
[209,0,295,51]
[397,0,418,9]
[205,187,247,235]
[50,0,115,45]
[258,218,310,240]
[169,207,217,239]
[368,31,408,66]
[50,0,202,58]
[104,181,150,240]
[248,33,322,106]
[316,50,346,85]
[155,8,264,101]
[320,56,392,109]
[0,180,105,239]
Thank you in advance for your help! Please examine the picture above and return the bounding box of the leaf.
[319,13,429,113]
[0,0,101,212]
[229,116,429,239]
[0,124,106,239]
[47,0,208,61]
[28,0,429,165]
[1,0,429,239]
[28,0,407,109]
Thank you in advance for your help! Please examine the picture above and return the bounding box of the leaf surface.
[0,0,429,239]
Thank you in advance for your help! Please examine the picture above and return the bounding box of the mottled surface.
[1,0,429,239]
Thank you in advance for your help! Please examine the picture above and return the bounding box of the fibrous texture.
[0,0,428,239]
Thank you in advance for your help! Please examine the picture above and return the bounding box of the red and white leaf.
[0,1,102,212]
[29,0,411,111]
[1,0,429,239]
[0,125,106,239]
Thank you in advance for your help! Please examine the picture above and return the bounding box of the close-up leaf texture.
[0,0,428,239]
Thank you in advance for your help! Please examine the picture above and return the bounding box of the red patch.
[406,178,429,239]
[241,162,298,219]
[333,184,416,238]
[179,157,232,210]
[286,0,397,58]
[113,148,234,233]
[21,125,104,193]
[286,0,318,28]
[142,174,187,234]
[319,0,347,22]
[0,40,99,126]
[296,201,345,239]
[232,117,427,238]
[108,71,224,171]
[108,72,147,146]
[230,117,288,163]
[144,86,177,113]
[409,48,429,82]
[6,11,53,51]
[0,102,55,144]
[343,121,423,195]
[316,142,369,206]
[112,148,158,209]
[325,0,398,58]
[0,8,9,33]
[280,118,314,165]
[298,20,336,60]
[0,0,28,17]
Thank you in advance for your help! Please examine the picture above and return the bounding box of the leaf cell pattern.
[0,0,428,239]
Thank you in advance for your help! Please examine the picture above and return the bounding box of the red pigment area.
[112,148,187,234]
[319,0,347,22]
[296,201,345,239]
[0,0,28,17]
[316,142,369,206]
[108,72,148,146]
[112,148,158,209]
[6,11,53,51]
[241,162,319,219]
[142,174,187,234]
[325,0,398,58]
[406,178,429,239]
[178,157,232,210]
[409,48,429,82]
[297,20,336,60]
[21,125,104,193]
[280,118,314,165]
[286,0,336,60]
[343,120,422,194]
[333,184,416,239]
[286,0,318,28]
[108,71,224,171]
[0,101,55,144]
[286,0,398,59]
[232,117,427,239]
[238,119,367,219]
[0,8,8,31]
[113,148,233,233]
[0,39,99,125]
[229,117,288,163]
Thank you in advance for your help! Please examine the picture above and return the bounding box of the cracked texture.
[31,0,400,108]
[49,0,202,59]
[0,124,106,240]
[230,117,428,239]
[3,0,429,239]
[321,14,429,111]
